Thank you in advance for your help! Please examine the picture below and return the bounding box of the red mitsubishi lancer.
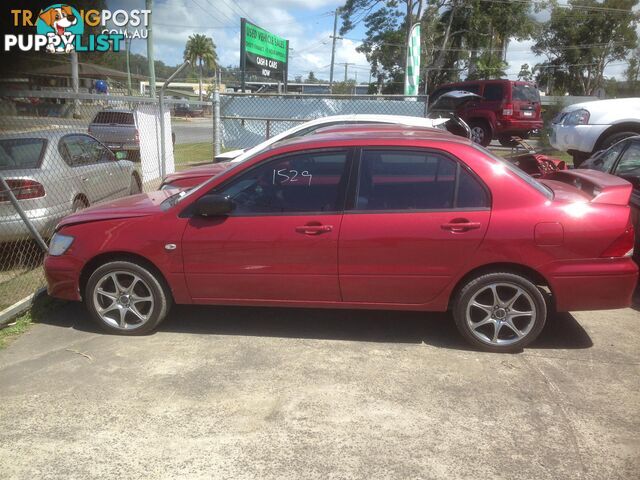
[44,126,637,352]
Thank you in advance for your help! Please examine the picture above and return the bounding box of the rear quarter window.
[0,138,47,170]
[92,111,135,125]
[513,84,540,102]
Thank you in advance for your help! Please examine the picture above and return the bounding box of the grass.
[173,142,214,168]
[0,311,33,350]
[0,267,45,312]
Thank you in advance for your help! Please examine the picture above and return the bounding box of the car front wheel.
[85,260,171,335]
[452,272,547,353]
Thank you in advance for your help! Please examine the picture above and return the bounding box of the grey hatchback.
[0,131,141,242]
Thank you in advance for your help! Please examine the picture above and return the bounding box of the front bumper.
[44,254,84,301]
[546,258,638,311]
[550,124,609,154]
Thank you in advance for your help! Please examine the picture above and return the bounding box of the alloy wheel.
[470,126,485,144]
[93,271,154,330]
[465,282,537,346]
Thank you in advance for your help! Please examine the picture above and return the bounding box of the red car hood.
[163,163,231,184]
[57,190,174,228]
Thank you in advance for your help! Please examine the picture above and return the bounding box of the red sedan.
[44,127,637,352]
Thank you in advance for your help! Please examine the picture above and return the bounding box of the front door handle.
[295,224,333,235]
[441,220,481,232]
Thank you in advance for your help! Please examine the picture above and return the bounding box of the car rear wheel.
[469,121,491,146]
[452,272,547,353]
[85,261,171,335]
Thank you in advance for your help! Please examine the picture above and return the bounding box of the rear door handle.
[295,224,333,235]
[441,221,481,232]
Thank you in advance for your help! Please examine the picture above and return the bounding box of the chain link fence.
[0,89,431,313]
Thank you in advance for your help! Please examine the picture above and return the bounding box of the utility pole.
[343,62,354,82]
[329,8,341,93]
[146,0,156,97]
[70,49,79,117]
[125,35,132,96]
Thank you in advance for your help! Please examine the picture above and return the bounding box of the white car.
[550,97,640,165]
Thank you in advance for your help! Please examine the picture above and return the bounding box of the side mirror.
[194,194,235,217]
[115,151,128,160]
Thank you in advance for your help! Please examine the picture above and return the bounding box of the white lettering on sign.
[256,56,279,69]
[272,169,313,186]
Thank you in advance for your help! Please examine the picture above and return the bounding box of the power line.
[478,0,638,14]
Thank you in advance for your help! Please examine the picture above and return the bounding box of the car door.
[88,136,131,199]
[338,148,491,305]
[181,148,352,302]
[58,134,102,204]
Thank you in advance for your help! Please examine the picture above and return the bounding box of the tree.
[184,34,218,101]
[533,0,639,95]
[518,63,533,81]
[306,71,318,83]
[339,1,537,93]
[332,80,357,94]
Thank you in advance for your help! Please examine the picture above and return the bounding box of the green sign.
[244,21,287,63]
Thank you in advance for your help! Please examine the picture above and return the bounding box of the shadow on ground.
[34,297,593,352]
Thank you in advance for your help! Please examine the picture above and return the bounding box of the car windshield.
[472,144,553,199]
[512,84,540,102]
[0,138,46,170]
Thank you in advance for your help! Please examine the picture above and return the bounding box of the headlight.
[563,109,590,125]
[49,233,74,256]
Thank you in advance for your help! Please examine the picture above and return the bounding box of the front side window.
[615,143,640,175]
[60,135,112,166]
[355,150,489,211]
[218,150,349,214]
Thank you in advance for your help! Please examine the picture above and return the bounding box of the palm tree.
[183,34,218,101]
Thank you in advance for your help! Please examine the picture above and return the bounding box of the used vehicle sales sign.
[242,19,288,79]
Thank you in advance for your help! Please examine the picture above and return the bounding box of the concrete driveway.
[0,302,638,480]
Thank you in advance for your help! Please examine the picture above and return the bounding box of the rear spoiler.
[545,169,632,206]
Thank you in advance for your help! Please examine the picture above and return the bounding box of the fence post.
[213,89,221,158]
[266,119,271,140]
[0,174,48,253]
[159,60,190,178]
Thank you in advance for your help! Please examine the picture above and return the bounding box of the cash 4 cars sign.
[240,18,288,90]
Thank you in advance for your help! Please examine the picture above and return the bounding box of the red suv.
[430,80,543,147]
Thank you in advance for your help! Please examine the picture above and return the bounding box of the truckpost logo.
[4,4,150,54]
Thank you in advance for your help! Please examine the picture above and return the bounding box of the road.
[1,302,638,479]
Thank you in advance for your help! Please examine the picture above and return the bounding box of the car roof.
[0,130,89,141]
[268,124,473,151]
[312,123,451,136]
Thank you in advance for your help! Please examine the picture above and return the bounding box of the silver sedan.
[0,131,141,242]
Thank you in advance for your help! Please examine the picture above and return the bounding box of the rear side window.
[483,84,504,101]
[355,150,489,211]
[0,138,46,170]
[459,84,480,95]
[92,111,135,125]
[513,84,540,102]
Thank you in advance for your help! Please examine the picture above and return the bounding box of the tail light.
[0,179,46,202]
[501,103,513,118]
[601,222,635,258]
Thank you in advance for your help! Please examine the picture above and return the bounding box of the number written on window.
[272,169,313,186]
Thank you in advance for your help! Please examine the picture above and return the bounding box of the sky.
[107,0,633,83]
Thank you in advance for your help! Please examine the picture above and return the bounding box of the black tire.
[129,174,141,194]
[469,120,492,146]
[72,196,88,212]
[599,131,640,151]
[452,272,547,353]
[498,135,518,147]
[571,151,590,167]
[85,260,171,335]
